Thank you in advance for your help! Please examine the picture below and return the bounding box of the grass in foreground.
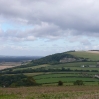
[0,86,99,99]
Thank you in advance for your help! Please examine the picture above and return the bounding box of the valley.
[0,50,99,99]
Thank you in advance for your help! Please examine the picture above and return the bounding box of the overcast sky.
[0,0,99,56]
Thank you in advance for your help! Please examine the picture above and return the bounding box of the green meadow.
[68,51,99,61]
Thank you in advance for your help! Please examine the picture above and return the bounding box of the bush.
[74,80,84,85]
[58,80,63,86]
[16,76,38,87]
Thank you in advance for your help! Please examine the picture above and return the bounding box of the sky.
[0,0,99,56]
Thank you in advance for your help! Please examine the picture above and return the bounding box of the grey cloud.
[0,22,67,42]
[80,39,92,46]
[0,0,99,41]
[32,22,66,39]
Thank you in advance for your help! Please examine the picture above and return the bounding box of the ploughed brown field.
[0,86,99,99]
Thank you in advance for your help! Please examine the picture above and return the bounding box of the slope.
[68,51,99,61]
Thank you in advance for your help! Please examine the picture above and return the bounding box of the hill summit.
[30,50,99,65]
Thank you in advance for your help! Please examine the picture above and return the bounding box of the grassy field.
[33,73,99,84]
[13,61,97,72]
[1,51,99,98]
[0,86,99,99]
[68,51,99,61]
[2,61,99,86]
[24,71,98,76]
[64,67,99,71]
[13,64,51,71]
[49,62,96,67]
[46,62,98,71]
[35,77,99,84]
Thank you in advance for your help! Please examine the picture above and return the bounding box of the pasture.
[0,51,99,98]
[68,51,99,61]
[33,73,99,85]
[12,61,97,72]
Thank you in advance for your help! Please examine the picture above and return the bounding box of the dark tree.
[73,80,84,85]
[58,80,63,86]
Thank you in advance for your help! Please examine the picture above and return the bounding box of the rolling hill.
[1,50,99,86]
[29,50,99,66]
[68,51,99,61]
[1,50,99,74]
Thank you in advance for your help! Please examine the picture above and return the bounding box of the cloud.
[0,0,99,55]
[80,39,92,46]
[0,0,99,41]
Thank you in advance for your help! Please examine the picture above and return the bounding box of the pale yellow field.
[0,62,22,70]
[86,51,99,54]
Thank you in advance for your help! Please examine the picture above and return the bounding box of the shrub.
[74,80,84,85]
[58,80,63,86]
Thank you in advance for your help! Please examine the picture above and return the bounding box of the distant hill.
[30,51,77,65]
[0,56,42,62]
[68,51,99,61]
[1,50,99,74]
[30,50,99,66]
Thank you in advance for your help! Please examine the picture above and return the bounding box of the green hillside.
[30,51,76,65]
[68,51,99,61]
[29,51,99,66]
[1,50,99,86]
[1,51,99,73]
[2,50,99,72]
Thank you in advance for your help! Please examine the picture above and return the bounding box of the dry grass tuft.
[0,86,99,99]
